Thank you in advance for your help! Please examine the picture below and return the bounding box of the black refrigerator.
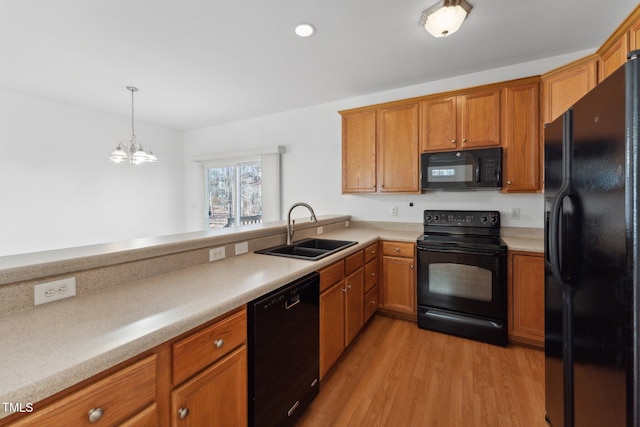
[544,51,640,426]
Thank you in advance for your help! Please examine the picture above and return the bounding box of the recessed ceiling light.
[294,23,315,37]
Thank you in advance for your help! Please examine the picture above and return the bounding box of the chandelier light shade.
[109,86,158,164]
[420,0,473,38]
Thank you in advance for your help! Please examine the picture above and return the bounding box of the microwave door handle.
[475,158,481,183]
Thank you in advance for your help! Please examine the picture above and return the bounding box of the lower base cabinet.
[171,346,247,426]
[3,308,248,427]
[380,241,416,320]
[508,250,545,348]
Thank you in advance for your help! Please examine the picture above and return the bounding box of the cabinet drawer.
[364,284,379,322]
[119,402,158,427]
[345,250,364,275]
[319,260,345,292]
[364,259,378,292]
[363,243,378,263]
[173,308,247,385]
[382,241,415,258]
[11,355,157,427]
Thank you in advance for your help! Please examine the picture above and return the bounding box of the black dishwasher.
[248,271,320,427]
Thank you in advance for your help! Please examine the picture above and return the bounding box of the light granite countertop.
[0,226,542,420]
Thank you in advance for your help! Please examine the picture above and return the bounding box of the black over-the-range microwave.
[420,147,502,191]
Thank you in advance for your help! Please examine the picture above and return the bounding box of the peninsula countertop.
[0,226,542,420]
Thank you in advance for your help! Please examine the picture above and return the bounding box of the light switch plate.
[235,242,248,255]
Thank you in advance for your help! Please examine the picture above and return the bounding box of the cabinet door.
[501,82,540,193]
[420,96,458,152]
[599,33,629,82]
[459,89,501,149]
[631,18,640,51]
[542,59,597,124]
[376,103,420,192]
[381,256,416,315]
[344,268,364,346]
[341,110,377,193]
[172,346,247,427]
[508,252,545,348]
[319,280,346,380]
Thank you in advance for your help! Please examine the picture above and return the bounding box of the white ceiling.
[0,0,636,131]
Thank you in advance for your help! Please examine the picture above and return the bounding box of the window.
[207,161,262,228]
[195,146,283,230]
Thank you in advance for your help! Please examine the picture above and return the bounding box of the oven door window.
[417,248,507,320]
[429,263,492,301]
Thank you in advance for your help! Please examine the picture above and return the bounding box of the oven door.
[417,245,507,345]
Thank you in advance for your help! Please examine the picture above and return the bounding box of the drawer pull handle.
[88,407,104,423]
[214,339,224,348]
[178,407,190,419]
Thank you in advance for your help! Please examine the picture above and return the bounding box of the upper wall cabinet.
[420,88,501,152]
[341,103,420,194]
[501,80,540,193]
[341,110,377,193]
[377,103,420,193]
[631,16,640,50]
[541,57,598,124]
[599,33,629,82]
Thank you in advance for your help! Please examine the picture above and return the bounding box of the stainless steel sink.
[256,238,358,261]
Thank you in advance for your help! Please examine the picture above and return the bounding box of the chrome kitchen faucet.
[286,202,317,245]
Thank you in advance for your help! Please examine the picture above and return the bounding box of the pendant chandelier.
[109,86,158,164]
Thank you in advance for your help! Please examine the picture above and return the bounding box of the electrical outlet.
[209,247,226,262]
[345,221,350,228]
[317,226,324,235]
[34,277,76,305]
[510,207,521,220]
[235,242,248,255]
[391,206,398,216]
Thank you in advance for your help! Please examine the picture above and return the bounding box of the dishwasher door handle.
[285,295,300,310]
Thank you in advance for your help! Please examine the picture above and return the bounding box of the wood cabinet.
[8,355,158,427]
[420,89,501,152]
[599,33,629,82]
[377,103,420,192]
[171,346,247,427]
[341,110,377,193]
[501,80,541,192]
[341,103,419,194]
[319,245,379,379]
[508,251,545,348]
[631,16,640,51]
[4,308,248,427]
[363,243,379,323]
[170,308,247,426]
[380,241,416,319]
[542,57,598,124]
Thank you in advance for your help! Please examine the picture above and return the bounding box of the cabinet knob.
[370,300,376,304]
[395,248,400,252]
[507,181,512,185]
[462,138,467,142]
[370,272,376,276]
[451,139,456,144]
[410,265,414,269]
[342,287,348,293]
[178,407,190,420]
[370,250,376,254]
[214,339,224,348]
[87,408,104,423]
[347,284,352,290]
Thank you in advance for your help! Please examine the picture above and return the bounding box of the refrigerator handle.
[548,190,568,285]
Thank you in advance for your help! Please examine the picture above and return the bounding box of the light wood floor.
[296,315,547,427]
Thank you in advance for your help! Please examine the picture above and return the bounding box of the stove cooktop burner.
[417,209,506,252]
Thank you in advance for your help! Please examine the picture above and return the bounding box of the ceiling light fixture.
[420,0,472,38]
[294,23,315,38]
[109,86,157,164]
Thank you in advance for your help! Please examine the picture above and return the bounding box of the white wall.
[0,88,185,256]
[184,50,592,231]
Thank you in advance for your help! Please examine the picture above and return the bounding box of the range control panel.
[423,210,500,228]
